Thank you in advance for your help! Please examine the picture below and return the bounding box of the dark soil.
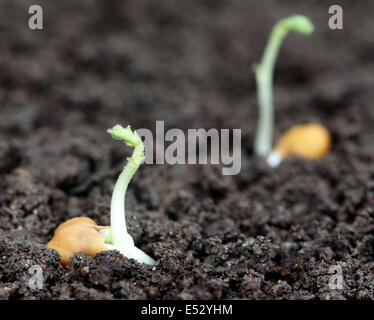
[1,0,374,300]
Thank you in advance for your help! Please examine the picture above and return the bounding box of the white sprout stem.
[110,154,141,247]
[254,27,286,157]
[106,125,155,265]
[266,150,282,168]
[254,15,314,157]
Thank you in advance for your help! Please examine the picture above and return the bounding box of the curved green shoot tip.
[277,15,314,36]
[253,15,314,157]
[107,125,142,148]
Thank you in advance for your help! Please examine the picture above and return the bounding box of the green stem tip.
[277,15,314,36]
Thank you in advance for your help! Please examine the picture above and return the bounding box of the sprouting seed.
[253,15,314,157]
[47,125,155,266]
[266,123,332,167]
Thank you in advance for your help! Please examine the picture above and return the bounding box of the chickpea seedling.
[253,15,314,157]
[47,125,155,266]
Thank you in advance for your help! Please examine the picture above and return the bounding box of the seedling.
[267,123,331,167]
[47,125,155,266]
[253,15,314,157]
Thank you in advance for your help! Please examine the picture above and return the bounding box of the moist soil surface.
[1,0,374,300]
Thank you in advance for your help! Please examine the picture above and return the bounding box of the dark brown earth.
[1,0,374,300]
